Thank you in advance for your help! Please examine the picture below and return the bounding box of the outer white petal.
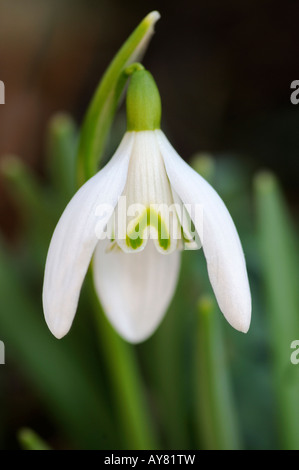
[93,241,181,343]
[43,132,135,339]
[156,130,251,333]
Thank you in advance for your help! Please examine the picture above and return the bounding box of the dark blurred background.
[0,0,298,238]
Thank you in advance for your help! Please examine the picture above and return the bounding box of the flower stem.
[88,271,158,450]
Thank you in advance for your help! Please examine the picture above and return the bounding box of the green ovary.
[126,207,171,251]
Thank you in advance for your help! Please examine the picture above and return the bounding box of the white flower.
[43,69,251,343]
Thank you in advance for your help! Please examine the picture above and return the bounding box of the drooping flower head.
[43,66,251,343]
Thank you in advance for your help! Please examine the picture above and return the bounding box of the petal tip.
[43,302,71,340]
[239,321,251,334]
[119,328,155,345]
[231,310,251,334]
[46,319,70,340]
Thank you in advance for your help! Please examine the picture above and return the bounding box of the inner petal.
[112,131,181,254]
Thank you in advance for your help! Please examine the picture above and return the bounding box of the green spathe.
[126,70,161,131]
[76,11,161,185]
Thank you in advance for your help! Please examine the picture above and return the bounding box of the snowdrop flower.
[43,69,251,343]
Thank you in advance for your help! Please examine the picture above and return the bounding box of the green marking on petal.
[126,207,171,251]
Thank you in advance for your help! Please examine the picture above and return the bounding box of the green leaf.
[46,113,78,201]
[77,11,160,185]
[0,239,115,449]
[254,171,299,449]
[0,155,59,267]
[0,155,46,216]
[195,295,241,450]
[190,153,215,183]
[18,428,52,451]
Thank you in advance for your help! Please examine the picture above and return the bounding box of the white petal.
[171,187,202,251]
[93,240,181,343]
[43,132,135,339]
[114,131,180,254]
[156,130,251,333]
